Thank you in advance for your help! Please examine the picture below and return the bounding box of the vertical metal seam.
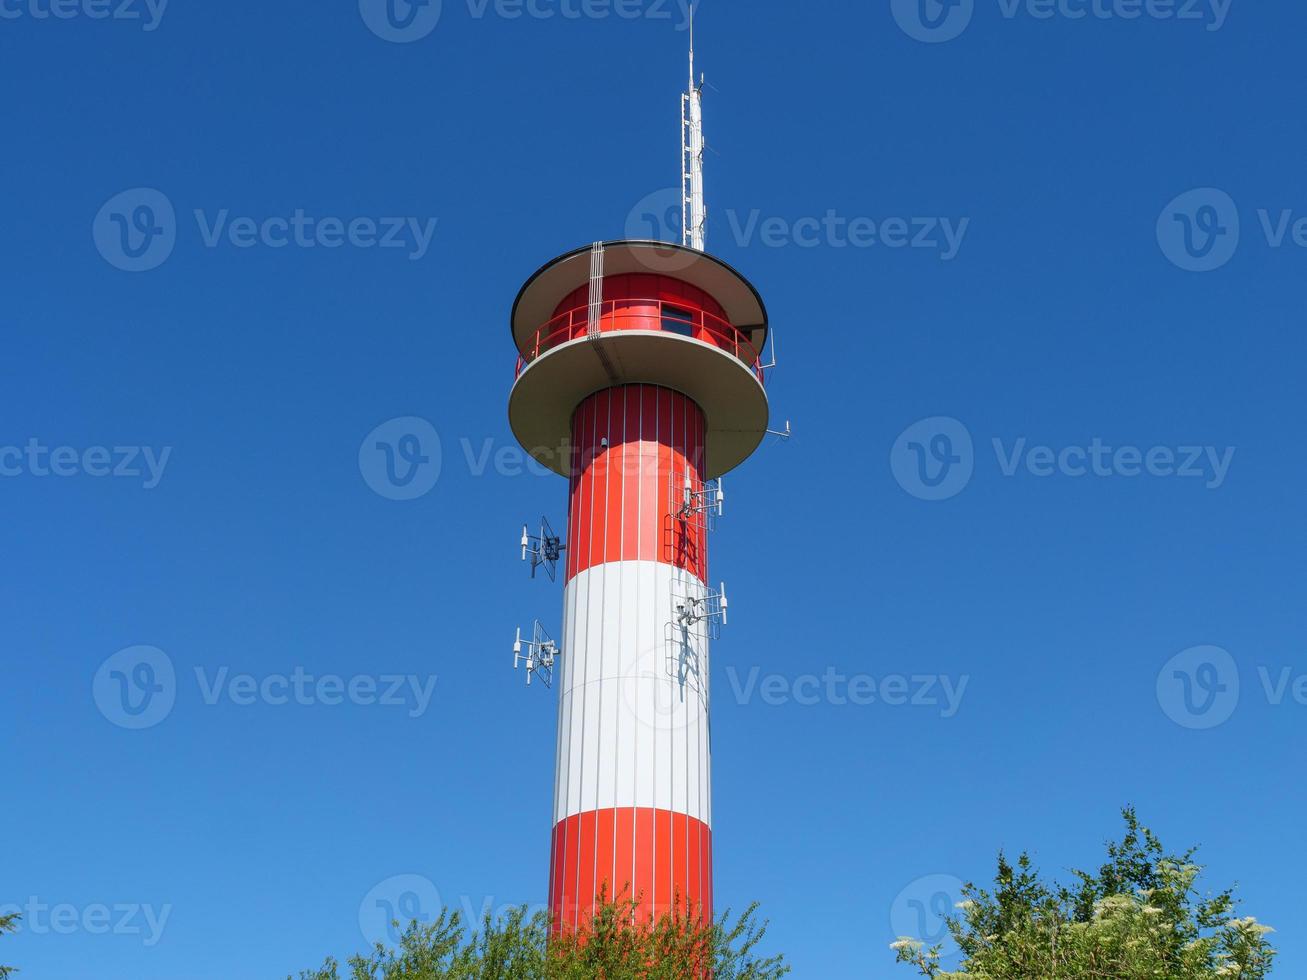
[633,384,643,904]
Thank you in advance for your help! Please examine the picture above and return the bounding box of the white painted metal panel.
[554,560,712,827]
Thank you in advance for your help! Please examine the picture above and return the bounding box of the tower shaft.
[509,242,770,935]
[548,384,714,927]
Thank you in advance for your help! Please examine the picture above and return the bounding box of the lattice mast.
[682,6,706,251]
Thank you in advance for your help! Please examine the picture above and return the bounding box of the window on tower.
[661,305,697,338]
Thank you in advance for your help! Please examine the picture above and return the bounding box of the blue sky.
[2,0,1304,977]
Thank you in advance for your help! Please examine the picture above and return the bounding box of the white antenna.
[681,4,706,251]
[673,582,730,638]
[673,465,724,527]
[513,621,560,689]
[520,516,565,581]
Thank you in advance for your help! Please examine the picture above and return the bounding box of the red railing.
[515,299,765,384]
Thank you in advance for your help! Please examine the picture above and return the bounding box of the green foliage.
[296,897,788,980]
[893,808,1276,980]
[1,912,19,979]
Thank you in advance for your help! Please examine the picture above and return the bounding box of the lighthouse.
[508,23,772,931]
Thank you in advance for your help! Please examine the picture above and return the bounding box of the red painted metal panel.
[583,393,599,576]
[565,385,707,584]
[576,809,597,926]
[671,810,688,916]
[638,385,660,565]
[554,274,729,324]
[633,806,653,917]
[654,807,672,920]
[620,388,641,563]
[603,392,622,572]
[562,813,579,930]
[554,820,569,930]
[550,808,713,929]
[705,825,716,925]
[656,388,674,586]
[688,814,702,920]
[595,807,616,907]
[547,822,557,928]
[614,806,635,904]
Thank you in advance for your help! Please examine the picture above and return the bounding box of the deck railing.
[515,299,764,384]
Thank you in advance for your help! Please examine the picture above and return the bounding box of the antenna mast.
[681,6,706,251]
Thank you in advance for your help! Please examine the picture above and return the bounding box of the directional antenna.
[513,621,560,689]
[672,466,725,532]
[521,516,565,581]
[674,582,729,640]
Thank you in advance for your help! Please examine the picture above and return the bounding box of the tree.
[1,912,19,979]
[893,808,1276,979]
[296,897,788,979]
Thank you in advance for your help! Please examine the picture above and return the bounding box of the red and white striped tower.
[508,241,771,928]
[508,17,771,929]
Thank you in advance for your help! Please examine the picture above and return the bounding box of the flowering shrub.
[893,809,1275,979]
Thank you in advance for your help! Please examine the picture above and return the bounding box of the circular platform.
[509,242,772,479]
[511,240,770,358]
[510,330,768,479]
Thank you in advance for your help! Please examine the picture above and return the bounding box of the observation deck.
[508,240,771,479]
